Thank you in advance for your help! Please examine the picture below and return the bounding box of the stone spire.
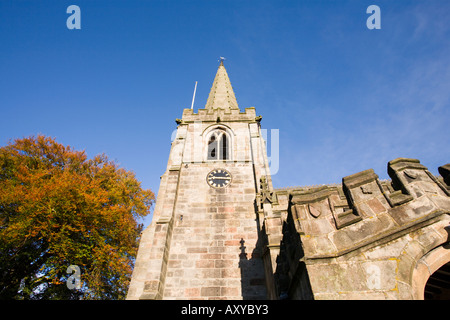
[205,59,239,111]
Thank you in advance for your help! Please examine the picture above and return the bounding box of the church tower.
[127,60,272,300]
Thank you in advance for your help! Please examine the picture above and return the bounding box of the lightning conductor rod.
[190,81,198,110]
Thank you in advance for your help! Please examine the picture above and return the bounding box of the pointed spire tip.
[205,57,239,110]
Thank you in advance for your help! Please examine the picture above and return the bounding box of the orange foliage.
[0,135,154,299]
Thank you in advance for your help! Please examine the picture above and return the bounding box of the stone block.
[196,260,215,268]
[362,260,397,291]
[343,169,379,190]
[187,247,208,254]
[221,286,240,297]
[201,287,221,297]
[364,235,410,260]
[396,250,417,283]
[222,268,241,278]
[200,269,222,279]
[291,186,331,205]
[332,209,362,229]
[366,197,387,215]
[215,259,236,268]
[185,287,201,298]
[301,218,335,236]
[307,263,341,294]
[389,196,436,226]
[397,281,413,300]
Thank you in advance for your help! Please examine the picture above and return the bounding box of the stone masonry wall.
[303,215,450,299]
[263,158,450,300]
[127,106,270,300]
[163,162,266,299]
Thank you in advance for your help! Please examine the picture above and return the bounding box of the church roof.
[205,60,239,111]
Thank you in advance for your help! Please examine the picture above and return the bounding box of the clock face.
[207,169,232,188]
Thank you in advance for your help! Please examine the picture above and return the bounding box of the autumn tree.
[0,135,154,299]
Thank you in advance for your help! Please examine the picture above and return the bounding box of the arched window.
[207,135,217,160]
[207,129,230,160]
[221,133,228,160]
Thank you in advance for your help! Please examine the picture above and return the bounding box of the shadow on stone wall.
[274,204,314,300]
[238,238,267,300]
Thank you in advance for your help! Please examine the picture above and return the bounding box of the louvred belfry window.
[207,130,229,160]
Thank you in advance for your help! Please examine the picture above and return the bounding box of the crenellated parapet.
[283,158,449,259]
[180,107,260,124]
[261,158,450,299]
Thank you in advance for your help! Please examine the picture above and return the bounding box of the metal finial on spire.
[219,56,226,65]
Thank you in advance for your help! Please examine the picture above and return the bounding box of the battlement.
[267,158,450,259]
[260,158,450,299]
[179,107,259,124]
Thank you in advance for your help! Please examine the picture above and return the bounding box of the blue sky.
[1,1,450,224]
